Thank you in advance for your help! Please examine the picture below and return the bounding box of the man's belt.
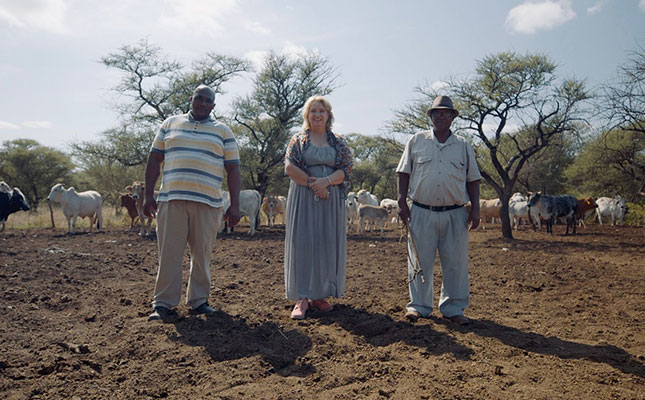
[412,201,463,212]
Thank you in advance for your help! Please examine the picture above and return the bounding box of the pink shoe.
[310,299,333,312]
[290,298,309,319]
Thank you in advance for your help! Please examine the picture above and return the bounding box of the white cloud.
[482,122,521,136]
[158,0,239,37]
[0,120,20,130]
[22,121,53,128]
[0,0,69,34]
[505,1,576,34]
[640,0,645,12]
[281,42,310,60]
[244,50,269,69]
[244,20,270,35]
[587,1,603,14]
[245,43,314,70]
[429,81,449,92]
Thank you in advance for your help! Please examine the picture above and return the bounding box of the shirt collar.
[427,129,456,146]
[187,111,214,123]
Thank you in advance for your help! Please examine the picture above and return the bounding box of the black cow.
[0,184,30,230]
[528,192,578,235]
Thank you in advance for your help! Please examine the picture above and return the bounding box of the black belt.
[413,201,463,212]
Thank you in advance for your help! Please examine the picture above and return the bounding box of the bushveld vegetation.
[1,41,643,236]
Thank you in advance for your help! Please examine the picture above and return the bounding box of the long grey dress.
[284,145,347,300]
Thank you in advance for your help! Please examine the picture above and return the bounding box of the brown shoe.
[310,299,333,312]
[405,310,421,322]
[444,315,470,325]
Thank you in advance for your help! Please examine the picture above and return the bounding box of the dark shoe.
[191,302,216,315]
[148,306,176,321]
[405,310,421,322]
[444,314,470,325]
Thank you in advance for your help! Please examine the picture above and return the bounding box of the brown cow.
[125,181,154,236]
[262,195,286,226]
[120,193,139,231]
[576,197,598,227]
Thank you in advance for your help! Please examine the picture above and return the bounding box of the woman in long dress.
[284,96,353,319]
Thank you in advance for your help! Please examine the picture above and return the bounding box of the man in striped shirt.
[144,84,241,321]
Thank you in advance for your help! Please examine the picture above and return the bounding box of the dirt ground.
[0,221,643,400]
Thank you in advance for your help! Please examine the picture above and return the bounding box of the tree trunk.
[499,200,513,239]
[498,191,514,240]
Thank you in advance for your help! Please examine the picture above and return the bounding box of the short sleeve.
[151,120,168,154]
[465,142,482,182]
[221,125,240,165]
[396,136,414,174]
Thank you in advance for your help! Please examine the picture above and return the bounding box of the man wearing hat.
[396,95,481,325]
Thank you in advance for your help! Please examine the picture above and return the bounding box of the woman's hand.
[308,176,329,192]
[309,177,330,199]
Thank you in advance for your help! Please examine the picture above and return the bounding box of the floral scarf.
[285,130,353,198]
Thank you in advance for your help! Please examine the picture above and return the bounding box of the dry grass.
[3,204,135,231]
[3,204,285,231]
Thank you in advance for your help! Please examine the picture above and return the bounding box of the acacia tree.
[72,39,251,167]
[231,51,339,197]
[0,139,74,210]
[388,52,591,239]
[601,44,645,135]
[70,40,251,205]
[598,43,645,192]
[476,128,579,195]
[565,130,645,199]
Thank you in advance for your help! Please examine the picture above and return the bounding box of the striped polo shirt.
[151,112,240,208]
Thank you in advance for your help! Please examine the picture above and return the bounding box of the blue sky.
[1,0,644,151]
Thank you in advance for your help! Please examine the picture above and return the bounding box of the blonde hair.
[302,95,334,132]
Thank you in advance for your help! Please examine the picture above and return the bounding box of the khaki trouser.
[152,200,222,310]
[406,203,470,318]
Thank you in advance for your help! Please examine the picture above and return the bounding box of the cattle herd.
[0,180,632,235]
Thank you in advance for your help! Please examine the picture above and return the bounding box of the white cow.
[220,189,262,235]
[508,193,541,230]
[356,189,379,206]
[346,192,359,232]
[380,198,400,226]
[47,184,103,234]
[479,198,502,229]
[357,204,389,233]
[596,196,627,225]
[510,192,526,202]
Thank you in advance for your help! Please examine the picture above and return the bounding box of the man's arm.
[143,152,163,218]
[397,172,411,223]
[466,180,480,230]
[224,163,241,227]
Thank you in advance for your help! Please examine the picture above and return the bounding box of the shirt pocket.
[414,155,432,175]
[448,159,466,181]
[411,155,433,188]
